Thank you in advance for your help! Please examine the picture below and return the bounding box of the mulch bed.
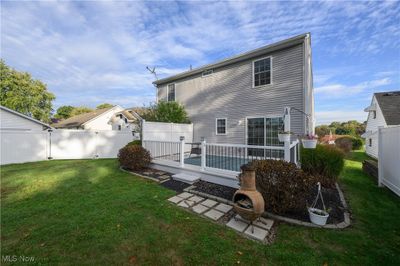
[126,167,345,225]
[191,180,237,201]
[283,186,344,224]
[190,180,345,224]
[133,168,172,181]
[160,179,191,193]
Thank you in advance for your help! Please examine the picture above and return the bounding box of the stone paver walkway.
[168,192,275,243]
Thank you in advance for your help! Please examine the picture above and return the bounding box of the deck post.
[180,136,185,167]
[201,139,206,171]
[284,107,291,162]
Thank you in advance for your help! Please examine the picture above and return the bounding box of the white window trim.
[252,56,273,88]
[167,83,176,102]
[202,69,214,77]
[215,118,227,135]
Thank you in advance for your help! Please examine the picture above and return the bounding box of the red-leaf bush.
[250,160,316,214]
[118,145,151,171]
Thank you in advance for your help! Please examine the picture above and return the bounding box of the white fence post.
[284,107,291,162]
[378,127,383,187]
[180,136,185,167]
[201,139,206,171]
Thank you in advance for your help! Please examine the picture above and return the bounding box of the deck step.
[172,173,200,184]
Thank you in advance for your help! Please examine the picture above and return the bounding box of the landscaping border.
[185,182,351,229]
[121,167,351,229]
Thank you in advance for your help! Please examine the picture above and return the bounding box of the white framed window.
[253,57,272,88]
[167,83,175,102]
[216,118,227,135]
[372,111,376,119]
[202,69,213,77]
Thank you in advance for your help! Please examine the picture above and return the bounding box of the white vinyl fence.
[142,120,193,142]
[378,125,400,196]
[0,129,134,165]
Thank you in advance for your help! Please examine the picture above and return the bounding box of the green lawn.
[1,152,399,265]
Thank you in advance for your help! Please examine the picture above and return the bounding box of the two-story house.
[362,91,400,159]
[153,33,315,148]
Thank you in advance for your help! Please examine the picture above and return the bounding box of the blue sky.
[1,1,399,125]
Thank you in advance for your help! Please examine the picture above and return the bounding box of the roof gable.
[0,105,51,129]
[154,33,308,85]
[53,106,118,128]
[374,91,400,126]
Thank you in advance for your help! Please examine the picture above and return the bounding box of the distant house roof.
[319,134,341,144]
[53,106,115,129]
[154,33,309,85]
[374,91,400,125]
[0,105,52,129]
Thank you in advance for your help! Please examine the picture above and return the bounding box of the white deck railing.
[143,138,301,173]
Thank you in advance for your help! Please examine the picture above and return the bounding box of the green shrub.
[126,140,142,146]
[351,137,363,150]
[301,144,344,187]
[250,160,316,214]
[118,145,151,171]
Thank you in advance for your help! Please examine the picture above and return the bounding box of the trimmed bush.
[336,135,363,152]
[126,140,142,146]
[301,144,344,187]
[118,145,151,171]
[335,137,353,153]
[251,160,316,214]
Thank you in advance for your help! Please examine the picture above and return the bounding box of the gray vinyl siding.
[157,43,305,144]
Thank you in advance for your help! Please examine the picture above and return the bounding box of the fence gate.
[142,120,193,142]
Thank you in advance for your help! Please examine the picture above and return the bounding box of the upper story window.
[216,118,227,135]
[202,69,213,77]
[253,57,271,87]
[372,111,376,119]
[167,84,175,102]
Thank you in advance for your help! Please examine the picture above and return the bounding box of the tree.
[0,60,55,122]
[54,105,75,119]
[143,101,190,123]
[315,125,332,138]
[96,103,113,109]
[70,106,93,116]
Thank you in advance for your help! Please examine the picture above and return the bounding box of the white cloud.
[1,0,399,110]
[315,78,392,96]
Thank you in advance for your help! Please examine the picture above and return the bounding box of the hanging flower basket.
[308,182,329,225]
[302,139,317,149]
[302,134,318,149]
[308,207,329,225]
[278,132,291,142]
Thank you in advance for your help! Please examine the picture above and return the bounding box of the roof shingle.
[374,91,400,126]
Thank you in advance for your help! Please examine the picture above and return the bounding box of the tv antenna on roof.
[146,66,158,81]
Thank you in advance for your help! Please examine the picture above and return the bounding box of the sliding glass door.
[247,117,284,158]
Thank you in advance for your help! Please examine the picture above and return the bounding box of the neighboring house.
[53,106,124,130]
[320,132,340,145]
[362,91,400,159]
[154,33,314,146]
[0,105,51,131]
[109,107,145,132]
